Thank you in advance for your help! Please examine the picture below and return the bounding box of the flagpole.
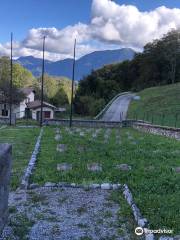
[9,32,13,126]
[69,39,76,128]
[40,36,45,127]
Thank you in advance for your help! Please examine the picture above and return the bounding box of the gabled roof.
[26,100,56,110]
[20,87,35,96]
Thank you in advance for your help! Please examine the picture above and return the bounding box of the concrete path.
[101,93,134,122]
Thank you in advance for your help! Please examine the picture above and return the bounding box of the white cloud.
[0,0,180,61]
[90,0,180,47]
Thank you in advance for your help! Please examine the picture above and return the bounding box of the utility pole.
[69,39,76,128]
[9,32,13,126]
[40,36,45,127]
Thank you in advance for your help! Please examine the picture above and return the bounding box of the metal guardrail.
[94,92,132,120]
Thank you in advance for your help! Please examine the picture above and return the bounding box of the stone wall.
[0,114,16,125]
[0,118,9,124]
[0,144,12,235]
[45,119,122,128]
[133,122,180,140]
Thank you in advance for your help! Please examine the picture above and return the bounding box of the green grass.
[109,191,142,240]
[9,213,35,240]
[128,83,180,127]
[0,126,40,189]
[32,126,180,235]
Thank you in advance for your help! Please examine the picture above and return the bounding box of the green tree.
[13,63,35,88]
[0,57,25,104]
[35,74,70,107]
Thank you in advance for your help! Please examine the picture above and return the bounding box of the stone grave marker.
[79,132,85,137]
[116,164,132,171]
[128,135,133,140]
[92,133,97,139]
[145,166,155,171]
[116,136,121,144]
[55,134,61,141]
[56,144,67,153]
[57,163,72,171]
[172,167,180,173]
[55,128,60,134]
[87,163,102,172]
[77,145,86,153]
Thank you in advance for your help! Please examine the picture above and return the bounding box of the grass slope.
[0,127,40,189]
[32,126,180,235]
[128,83,180,127]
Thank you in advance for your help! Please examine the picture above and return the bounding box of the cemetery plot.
[0,127,40,189]
[32,126,180,234]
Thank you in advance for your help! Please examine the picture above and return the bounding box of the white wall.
[0,104,22,118]
[32,107,54,120]
[0,91,35,119]
[22,92,35,105]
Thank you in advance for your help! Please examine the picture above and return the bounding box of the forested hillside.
[0,57,72,107]
[75,30,180,116]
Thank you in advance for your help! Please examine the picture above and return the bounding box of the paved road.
[101,93,135,122]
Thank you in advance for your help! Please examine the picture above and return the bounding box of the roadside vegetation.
[0,127,39,189]
[32,126,180,234]
[128,82,180,127]
[75,30,180,117]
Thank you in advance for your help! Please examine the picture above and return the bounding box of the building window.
[44,111,51,119]
[25,98,30,103]
[2,109,8,116]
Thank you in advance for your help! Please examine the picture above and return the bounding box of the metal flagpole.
[9,32,13,126]
[69,39,76,128]
[40,36,46,127]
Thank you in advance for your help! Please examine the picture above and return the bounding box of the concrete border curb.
[20,127,44,189]
[29,182,122,190]
[122,184,155,240]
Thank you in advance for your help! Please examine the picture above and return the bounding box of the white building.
[27,100,56,121]
[0,87,56,120]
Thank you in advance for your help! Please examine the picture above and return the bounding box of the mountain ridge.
[15,48,135,80]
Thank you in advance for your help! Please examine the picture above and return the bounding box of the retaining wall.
[0,144,12,235]
[45,119,123,128]
[133,122,180,140]
[0,114,16,125]
[0,118,9,124]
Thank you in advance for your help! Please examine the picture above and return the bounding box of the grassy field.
[32,126,180,235]
[0,126,40,189]
[128,83,180,127]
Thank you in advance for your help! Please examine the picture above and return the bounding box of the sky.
[0,0,180,61]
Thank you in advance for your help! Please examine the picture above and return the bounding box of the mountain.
[15,48,135,80]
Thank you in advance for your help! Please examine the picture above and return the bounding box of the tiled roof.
[27,100,56,109]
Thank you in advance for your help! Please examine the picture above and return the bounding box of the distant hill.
[15,48,135,80]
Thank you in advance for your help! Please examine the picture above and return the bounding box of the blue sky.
[0,0,180,60]
[1,0,91,43]
[0,0,180,43]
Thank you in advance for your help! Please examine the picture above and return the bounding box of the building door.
[36,111,40,121]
